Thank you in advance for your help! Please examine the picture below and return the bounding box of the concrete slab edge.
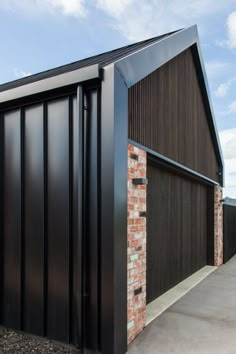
[146,265,217,326]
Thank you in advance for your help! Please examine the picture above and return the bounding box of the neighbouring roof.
[0,31,178,92]
[224,197,236,206]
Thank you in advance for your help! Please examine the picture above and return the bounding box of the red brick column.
[127,144,147,344]
[214,185,223,266]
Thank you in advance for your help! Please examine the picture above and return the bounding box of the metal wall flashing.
[129,139,219,186]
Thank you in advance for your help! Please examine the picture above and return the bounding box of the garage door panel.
[147,161,209,304]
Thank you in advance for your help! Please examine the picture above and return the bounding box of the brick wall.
[214,185,223,266]
[127,144,147,344]
[127,146,223,343]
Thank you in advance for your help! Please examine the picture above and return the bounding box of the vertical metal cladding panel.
[0,92,84,347]
[2,109,22,328]
[47,98,70,342]
[147,161,208,304]
[84,89,99,350]
[24,104,44,335]
[72,95,81,346]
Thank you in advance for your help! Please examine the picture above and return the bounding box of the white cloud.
[215,82,231,97]
[205,61,231,80]
[220,129,236,159]
[228,101,236,114]
[46,0,87,17]
[219,129,236,197]
[96,0,235,41]
[226,11,236,48]
[0,0,87,18]
[214,76,236,97]
[14,68,32,78]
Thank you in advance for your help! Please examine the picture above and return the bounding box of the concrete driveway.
[128,256,236,354]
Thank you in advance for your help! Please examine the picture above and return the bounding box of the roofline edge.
[0,64,101,104]
[112,25,224,186]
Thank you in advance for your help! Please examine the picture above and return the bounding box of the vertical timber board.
[24,104,44,335]
[223,205,236,263]
[47,98,70,342]
[101,65,128,354]
[146,162,209,302]
[3,109,21,328]
[128,48,220,183]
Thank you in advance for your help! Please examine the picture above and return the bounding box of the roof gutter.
[0,64,101,104]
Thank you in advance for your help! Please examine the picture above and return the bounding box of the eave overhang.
[0,64,101,104]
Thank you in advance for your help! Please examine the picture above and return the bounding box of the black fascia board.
[0,64,101,104]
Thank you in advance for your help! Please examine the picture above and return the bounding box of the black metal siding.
[24,104,44,335]
[47,98,70,342]
[84,89,99,350]
[0,95,82,346]
[3,110,22,328]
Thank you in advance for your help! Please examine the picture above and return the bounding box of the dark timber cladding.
[128,48,220,183]
[223,204,236,263]
[146,161,209,304]
[0,95,82,346]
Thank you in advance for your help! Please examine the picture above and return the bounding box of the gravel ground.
[0,327,79,353]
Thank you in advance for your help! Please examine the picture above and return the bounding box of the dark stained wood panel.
[129,48,220,183]
[223,204,236,263]
[146,160,208,304]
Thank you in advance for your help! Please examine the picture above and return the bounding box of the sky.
[0,0,236,196]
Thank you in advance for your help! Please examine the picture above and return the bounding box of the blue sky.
[0,0,236,196]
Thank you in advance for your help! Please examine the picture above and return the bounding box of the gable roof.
[0,30,177,93]
[0,25,223,185]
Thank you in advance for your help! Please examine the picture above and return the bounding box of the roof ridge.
[0,29,180,92]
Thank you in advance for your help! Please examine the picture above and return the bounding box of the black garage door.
[146,160,213,304]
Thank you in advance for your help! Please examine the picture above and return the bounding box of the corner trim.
[100,65,128,354]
